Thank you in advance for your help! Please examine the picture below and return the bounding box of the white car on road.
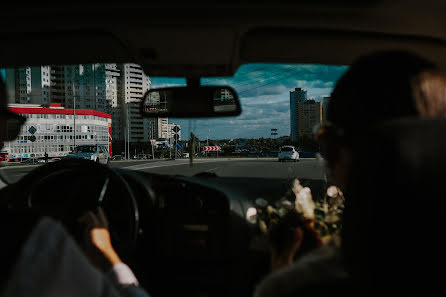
[278,146,299,162]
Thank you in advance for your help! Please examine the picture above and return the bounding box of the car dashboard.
[116,168,326,297]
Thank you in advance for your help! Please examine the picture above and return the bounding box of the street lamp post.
[174,124,178,160]
[72,80,78,150]
[125,102,130,160]
[74,83,76,148]
[128,104,130,159]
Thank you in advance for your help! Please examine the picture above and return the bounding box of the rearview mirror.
[141,86,241,118]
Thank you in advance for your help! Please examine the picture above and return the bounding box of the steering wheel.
[9,159,140,260]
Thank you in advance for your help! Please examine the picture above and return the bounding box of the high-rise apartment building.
[322,95,331,122]
[63,64,121,142]
[64,64,113,112]
[5,66,51,104]
[297,99,323,137]
[50,65,66,106]
[119,63,151,143]
[157,118,169,139]
[99,64,121,140]
[290,87,307,142]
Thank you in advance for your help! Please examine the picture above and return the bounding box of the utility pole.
[174,124,177,160]
[190,132,195,167]
[127,103,130,159]
[73,80,76,149]
[207,128,209,157]
[124,123,127,159]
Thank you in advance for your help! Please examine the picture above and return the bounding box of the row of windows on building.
[16,134,108,141]
[20,124,108,133]
[9,144,101,154]
[19,113,109,121]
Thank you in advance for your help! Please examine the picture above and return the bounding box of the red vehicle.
[0,153,20,163]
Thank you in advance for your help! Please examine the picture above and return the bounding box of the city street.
[0,158,326,184]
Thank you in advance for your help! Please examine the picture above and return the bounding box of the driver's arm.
[79,208,149,296]
[1,216,150,297]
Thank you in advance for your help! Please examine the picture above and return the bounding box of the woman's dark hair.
[324,51,446,291]
[321,50,446,161]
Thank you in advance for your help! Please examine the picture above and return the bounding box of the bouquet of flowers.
[257,178,345,262]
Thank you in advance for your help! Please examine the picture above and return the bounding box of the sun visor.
[128,26,238,77]
[0,31,134,68]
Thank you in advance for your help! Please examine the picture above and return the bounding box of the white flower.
[326,186,344,209]
[292,178,303,196]
[295,187,315,219]
[326,186,339,198]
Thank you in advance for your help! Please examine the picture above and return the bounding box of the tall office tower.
[322,95,331,122]
[298,99,323,137]
[158,118,169,139]
[50,65,66,106]
[120,63,151,144]
[290,87,307,142]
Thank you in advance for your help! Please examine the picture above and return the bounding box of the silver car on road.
[65,144,110,165]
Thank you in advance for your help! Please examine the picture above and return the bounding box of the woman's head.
[318,50,446,188]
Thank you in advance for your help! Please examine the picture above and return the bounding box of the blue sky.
[150,63,348,141]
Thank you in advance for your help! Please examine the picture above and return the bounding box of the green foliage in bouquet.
[314,184,345,239]
[257,179,345,249]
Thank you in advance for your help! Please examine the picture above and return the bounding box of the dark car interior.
[1,1,446,296]
[343,118,446,294]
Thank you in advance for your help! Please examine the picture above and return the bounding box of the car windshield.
[74,146,97,153]
[0,63,347,183]
[281,147,294,152]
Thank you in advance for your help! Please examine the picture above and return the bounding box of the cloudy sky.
[151,63,348,141]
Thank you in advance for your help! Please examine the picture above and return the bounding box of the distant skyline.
[151,63,348,140]
[1,64,348,141]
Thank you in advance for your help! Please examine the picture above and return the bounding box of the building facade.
[120,64,151,144]
[290,87,307,142]
[4,63,158,153]
[297,99,323,138]
[157,118,169,139]
[322,95,331,122]
[1,103,112,159]
[50,65,66,106]
[5,66,51,105]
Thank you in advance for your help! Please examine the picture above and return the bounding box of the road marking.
[121,158,274,171]
[0,164,42,170]
[122,159,225,170]
[205,167,220,172]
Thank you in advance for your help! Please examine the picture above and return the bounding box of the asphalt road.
[0,158,326,184]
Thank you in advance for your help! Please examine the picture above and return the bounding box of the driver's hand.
[270,227,304,272]
[78,207,123,272]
